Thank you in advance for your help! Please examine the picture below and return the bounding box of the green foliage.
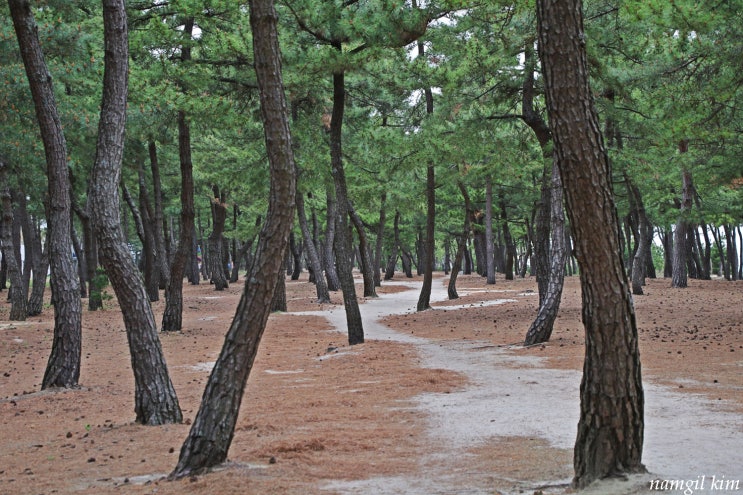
[2,0,740,275]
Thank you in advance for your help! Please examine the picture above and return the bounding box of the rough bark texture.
[171,0,296,475]
[208,189,229,291]
[448,182,472,300]
[417,163,435,311]
[161,17,196,331]
[323,189,340,291]
[499,194,517,280]
[373,193,386,287]
[9,0,82,389]
[148,141,170,288]
[524,162,566,345]
[485,176,496,285]
[384,210,402,281]
[27,249,48,315]
[536,0,645,487]
[627,178,649,295]
[296,183,330,303]
[89,0,182,425]
[0,159,26,320]
[349,203,377,298]
[672,167,693,288]
[329,70,364,345]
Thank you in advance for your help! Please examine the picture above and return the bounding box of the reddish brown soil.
[0,273,741,495]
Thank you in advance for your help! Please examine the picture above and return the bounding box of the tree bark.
[672,166,693,288]
[499,194,517,280]
[536,0,645,487]
[329,69,364,345]
[485,176,496,285]
[27,238,49,316]
[134,166,160,301]
[172,0,296,473]
[296,183,330,302]
[9,0,82,389]
[323,189,340,291]
[373,193,386,287]
[349,203,377,298]
[0,159,26,320]
[148,141,170,288]
[417,162,436,311]
[448,182,472,300]
[626,177,649,295]
[89,0,182,425]
[385,210,402,280]
[208,187,229,290]
[524,162,566,345]
[162,17,196,332]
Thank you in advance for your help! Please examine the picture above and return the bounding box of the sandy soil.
[0,272,741,495]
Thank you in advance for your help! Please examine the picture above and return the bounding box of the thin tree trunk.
[70,222,87,298]
[296,182,330,302]
[485,176,496,284]
[626,177,649,295]
[171,0,296,473]
[136,166,160,301]
[724,224,739,281]
[27,239,49,316]
[417,163,436,310]
[348,203,377,298]
[0,160,26,320]
[289,232,302,280]
[500,194,516,280]
[161,17,196,331]
[208,187,229,290]
[329,69,363,345]
[373,193,386,287]
[448,182,472,300]
[524,161,566,345]
[672,154,693,288]
[89,0,181,424]
[148,141,170,288]
[537,0,645,486]
[323,189,340,291]
[385,210,402,280]
[9,0,82,389]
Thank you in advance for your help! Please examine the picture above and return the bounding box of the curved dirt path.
[296,280,743,495]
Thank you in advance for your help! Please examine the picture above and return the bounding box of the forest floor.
[0,272,742,495]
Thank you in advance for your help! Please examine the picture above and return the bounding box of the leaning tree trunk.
[295,180,330,303]
[89,0,181,425]
[329,69,364,345]
[448,182,472,300]
[0,160,26,320]
[9,0,82,389]
[524,161,566,345]
[349,203,377,298]
[627,178,650,295]
[537,0,645,487]
[171,0,296,474]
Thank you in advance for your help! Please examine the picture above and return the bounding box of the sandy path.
[295,281,743,494]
